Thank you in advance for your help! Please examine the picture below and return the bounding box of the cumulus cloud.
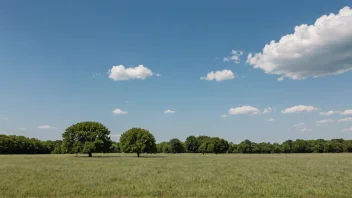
[108,65,153,81]
[320,110,340,116]
[247,6,352,80]
[156,73,161,77]
[38,125,56,129]
[224,50,244,63]
[338,117,352,122]
[267,118,275,122]
[263,107,272,114]
[221,114,228,118]
[342,127,352,132]
[201,69,235,81]
[281,105,319,114]
[293,122,305,128]
[316,119,335,126]
[164,110,176,114]
[341,109,352,115]
[228,106,261,115]
[112,109,128,115]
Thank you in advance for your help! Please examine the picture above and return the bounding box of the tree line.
[1,121,352,156]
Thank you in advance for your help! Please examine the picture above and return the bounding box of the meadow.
[1,153,352,197]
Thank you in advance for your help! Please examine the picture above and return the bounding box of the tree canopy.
[62,121,112,157]
[119,128,157,157]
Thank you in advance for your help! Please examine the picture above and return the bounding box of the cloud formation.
[164,110,176,114]
[338,117,352,122]
[341,109,352,115]
[201,69,235,81]
[320,110,340,116]
[38,125,56,129]
[293,122,305,128]
[221,114,228,118]
[0,117,8,120]
[267,118,275,122]
[316,119,335,126]
[108,65,153,81]
[281,105,318,114]
[112,109,128,115]
[300,128,312,132]
[263,107,272,114]
[228,106,261,115]
[224,50,244,63]
[247,6,352,80]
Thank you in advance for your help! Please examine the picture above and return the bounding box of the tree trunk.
[88,152,92,157]
[137,152,140,158]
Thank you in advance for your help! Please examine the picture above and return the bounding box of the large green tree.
[119,128,157,157]
[62,121,112,157]
[169,138,185,153]
[185,136,199,153]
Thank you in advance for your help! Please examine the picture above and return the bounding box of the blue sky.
[1,0,352,143]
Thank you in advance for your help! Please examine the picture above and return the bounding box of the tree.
[185,136,199,153]
[169,138,185,153]
[238,140,252,153]
[119,128,157,157]
[62,121,112,157]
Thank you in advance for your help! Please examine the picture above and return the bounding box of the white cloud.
[221,114,228,118]
[316,119,335,126]
[228,106,261,115]
[156,73,161,77]
[0,117,8,120]
[112,109,128,115]
[38,125,56,129]
[338,117,352,122]
[201,69,235,81]
[293,122,305,128]
[108,65,153,81]
[19,128,27,130]
[267,118,275,122]
[164,110,176,114]
[281,105,318,114]
[224,50,244,63]
[263,107,272,114]
[320,110,340,116]
[342,127,352,132]
[301,128,312,132]
[341,109,352,115]
[247,6,352,80]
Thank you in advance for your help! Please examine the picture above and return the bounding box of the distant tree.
[292,139,308,153]
[62,121,112,157]
[169,138,185,153]
[110,142,121,153]
[196,136,211,153]
[281,140,293,153]
[313,139,325,153]
[119,128,157,157]
[185,136,199,153]
[238,140,252,153]
[272,143,281,153]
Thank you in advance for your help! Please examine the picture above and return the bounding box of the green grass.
[1,153,352,197]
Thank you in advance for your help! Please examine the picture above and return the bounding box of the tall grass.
[1,153,352,197]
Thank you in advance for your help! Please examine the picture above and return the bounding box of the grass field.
[1,154,352,197]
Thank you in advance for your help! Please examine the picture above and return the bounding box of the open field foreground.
[1,154,352,198]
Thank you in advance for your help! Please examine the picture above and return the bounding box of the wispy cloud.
[164,110,176,114]
[112,109,128,115]
[38,125,57,129]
